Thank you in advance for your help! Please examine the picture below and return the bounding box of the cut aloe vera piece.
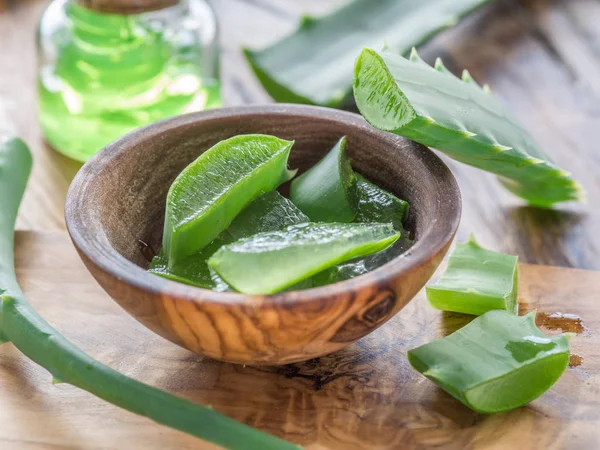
[149,244,222,289]
[209,223,399,295]
[312,229,413,287]
[290,137,355,222]
[427,236,518,315]
[162,135,296,265]
[313,175,412,286]
[244,0,490,107]
[354,49,583,207]
[151,191,308,290]
[351,174,408,228]
[226,190,309,241]
[408,310,572,414]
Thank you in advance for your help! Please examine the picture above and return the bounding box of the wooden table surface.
[1,0,600,448]
[2,232,599,450]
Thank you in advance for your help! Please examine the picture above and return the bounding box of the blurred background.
[1,0,598,269]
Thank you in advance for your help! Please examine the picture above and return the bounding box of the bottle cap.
[76,0,179,14]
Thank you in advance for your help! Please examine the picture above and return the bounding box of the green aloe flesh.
[351,174,409,229]
[408,310,572,414]
[226,190,309,241]
[163,134,296,266]
[314,175,413,286]
[426,236,518,316]
[244,0,490,107]
[151,191,308,290]
[354,48,583,207]
[149,242,225,290]
[0,138,297,449]
[290,136,355,222]
[209,223,399,295]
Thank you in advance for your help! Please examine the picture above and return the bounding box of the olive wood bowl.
[65,105,461,365]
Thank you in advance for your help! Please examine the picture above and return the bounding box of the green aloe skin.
[353,48,583,207]
[0,138,298,450]
[290,136,355,222]
[244,0,491,107]
[426,236,519,316]
[163,134,296,265]
[151,191,309,290]
[408,310,572,414]
[209,222,399,295]
[155,135,412,293]
[293,138,413,287]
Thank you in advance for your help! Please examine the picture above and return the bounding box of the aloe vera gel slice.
[427,236,518,316]
[149,244,223,289]
[409,310,572,413]
[351,174,408,228]
[244,0,490,107]
[163,135,296,265]
[354,49,583,207]
[209,223,399,295]
[290,136,355,222]
[151,191,308,289]
[226,190,309,241]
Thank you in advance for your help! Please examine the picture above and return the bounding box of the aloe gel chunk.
[353,48,583,207]
[244,0,491,107]
[149,244,222,289]
[226,190,309,241]
[314,175,413,286]
[290,136,355,223]
[351,174,409,228]
[163,134,296,265]
[151,191,308,290]
[408,310,572,414]
[427,236,518,315]
[209,223,399,295]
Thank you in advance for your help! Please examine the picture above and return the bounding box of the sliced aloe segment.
[149,244,222,289]
[408,310,572,414]
[351,174,409,228]
[244,0,490,107]
[312,229,413,287]
[209,223,399,295]
[226,190,308,241]
[314,175,412,286]
[163,135,296,265]
[426,236,518,315]
[290,137,354,223]
[151,191,307,290]
[354,48,583,207]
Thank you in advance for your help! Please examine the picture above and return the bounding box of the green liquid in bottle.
[38,1,221,162]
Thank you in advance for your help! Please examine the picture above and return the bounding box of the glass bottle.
[37,0,221,162]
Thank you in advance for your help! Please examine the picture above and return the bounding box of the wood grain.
[1,231,598,449]
[64,105,461,364]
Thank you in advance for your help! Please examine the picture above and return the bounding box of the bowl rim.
[66,104,461,306]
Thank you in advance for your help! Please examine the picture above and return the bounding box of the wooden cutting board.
[1,232,598,450]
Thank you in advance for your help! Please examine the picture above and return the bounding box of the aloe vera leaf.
[226,190,309,240]
[244,0,490,107]
[149,242,223,289]
[313,175,413,287]
[163,134,296,265]
[351,174,409,228]
[151,191,308,290]
[408,310,572,414]
[290,137,354,222]
[0,139,297,449]
[426,235,518,315]
[209,223,399,295]
[354,48,583,207]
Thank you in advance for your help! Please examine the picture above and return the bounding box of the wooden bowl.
[65,105,461,365]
